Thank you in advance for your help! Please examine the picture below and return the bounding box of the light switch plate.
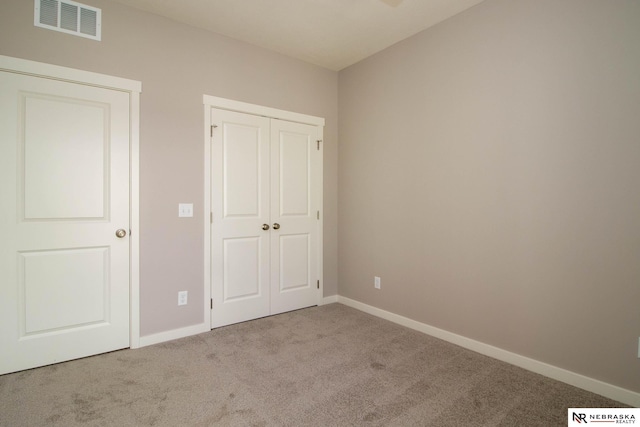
[178,203,193,217]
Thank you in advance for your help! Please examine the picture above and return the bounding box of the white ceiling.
[111,0,486,71]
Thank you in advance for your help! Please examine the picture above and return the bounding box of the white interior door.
[211,109,271,328]
[270,119,321,314]
[210,108,322,328]
[0,71,131,374]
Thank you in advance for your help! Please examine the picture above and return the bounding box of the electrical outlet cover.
[178,291,188,306]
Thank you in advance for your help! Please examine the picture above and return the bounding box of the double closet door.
[210,108,322,328]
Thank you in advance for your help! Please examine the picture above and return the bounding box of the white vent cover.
[34,0,101,41]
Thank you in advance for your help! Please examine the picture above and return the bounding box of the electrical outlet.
[178,291,188,306]
[374,276,381,289]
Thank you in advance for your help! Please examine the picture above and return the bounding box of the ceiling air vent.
[34,0,101,41]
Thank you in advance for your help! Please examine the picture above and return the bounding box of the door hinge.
[211,299,213,309]
[317,140,322,150]
[210,212,213,223]
[211,124,218,137]
[317,279,320,289]
[317,210,320,220]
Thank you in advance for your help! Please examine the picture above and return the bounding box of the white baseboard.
[136,296,341,348]
[337,296,640,407]
[321,295,338,305]
[136,322,210,348]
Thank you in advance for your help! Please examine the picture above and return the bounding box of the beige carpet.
[0,303,626,426]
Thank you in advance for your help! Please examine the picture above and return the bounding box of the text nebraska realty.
[574,412,636,424]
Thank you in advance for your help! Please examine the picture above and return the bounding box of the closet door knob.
[262,224,270,230]
[272,223,280,230]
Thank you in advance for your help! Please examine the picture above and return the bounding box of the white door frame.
[0,55,142,348]
[203,95,324,328]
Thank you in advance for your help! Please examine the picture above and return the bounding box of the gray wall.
[0,0,339,336]
[338,0,640,392]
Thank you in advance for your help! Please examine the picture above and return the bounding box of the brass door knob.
[115,229,127,238]
[272,223,280,230]
[262,224,270,230]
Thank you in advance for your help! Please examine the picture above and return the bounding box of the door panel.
[211,110,270,327]
[223,237,261,300]
[223,123,261,217]
[0,71,130,374]
[22,94,108,220]
[20,247,109,333]
[270,119,320,315]
[279,130,309,216]
[279,234,310,292]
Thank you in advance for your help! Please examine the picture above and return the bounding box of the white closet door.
[210,109,322,328]
[211,109,271,328]
[0,71,131,374]
[270,119,321,315]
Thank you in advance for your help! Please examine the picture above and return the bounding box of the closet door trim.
[203,95,324,127]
